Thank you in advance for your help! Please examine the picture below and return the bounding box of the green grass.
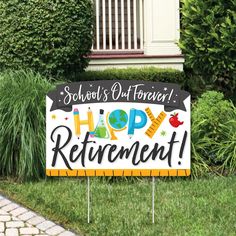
[1,177,236,236]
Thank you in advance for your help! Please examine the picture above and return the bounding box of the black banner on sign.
[47,80,190,112]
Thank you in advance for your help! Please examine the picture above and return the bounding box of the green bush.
[212,119,236,174]
[180,0,236,91]
[192,91,235,140]
[0,70,54,181]
[71,67,185,84]
[191,119,211,178]
[0,0,93,77]
[191,91,236,176]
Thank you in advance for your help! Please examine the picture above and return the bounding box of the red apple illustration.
[169,113,184,128]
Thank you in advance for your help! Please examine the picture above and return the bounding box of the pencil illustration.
[73,107,95,137]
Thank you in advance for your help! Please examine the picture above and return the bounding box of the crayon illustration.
[73,109,79,135]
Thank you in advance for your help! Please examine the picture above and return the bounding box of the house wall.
[93,0,181,54]
[144,0,181,55]
[88,0,184,71]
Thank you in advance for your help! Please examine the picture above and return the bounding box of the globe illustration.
[108,109,128,130]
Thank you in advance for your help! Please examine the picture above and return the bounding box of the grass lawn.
[0,177,236,236]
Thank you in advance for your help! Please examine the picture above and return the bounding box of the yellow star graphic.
[51,114,56,119]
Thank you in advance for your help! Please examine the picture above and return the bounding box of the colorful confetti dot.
[160,130,167,136]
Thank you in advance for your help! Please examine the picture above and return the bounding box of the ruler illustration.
[145,108,167,138]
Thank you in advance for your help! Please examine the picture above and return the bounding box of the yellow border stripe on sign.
[46,169,191,177]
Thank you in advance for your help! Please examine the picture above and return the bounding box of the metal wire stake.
[87,176,90,223]
[152,176,155,224]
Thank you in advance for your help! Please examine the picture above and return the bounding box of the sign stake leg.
[152,176,155,224]
[87,176,90,223]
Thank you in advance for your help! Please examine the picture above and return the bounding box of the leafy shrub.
[191,91,236,176]
[191,119,211,178]
[212,120,236,174]
[192,91,235,140]
[0,70,54,181]
[180,0,236,91]
[71,67,185,84]
[0,0,93,77]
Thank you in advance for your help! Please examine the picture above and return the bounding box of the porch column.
[143,0,182,55]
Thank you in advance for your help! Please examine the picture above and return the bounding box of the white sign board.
[46,80,190,177]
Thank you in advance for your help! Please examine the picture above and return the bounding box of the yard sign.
[46,80,190,177]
